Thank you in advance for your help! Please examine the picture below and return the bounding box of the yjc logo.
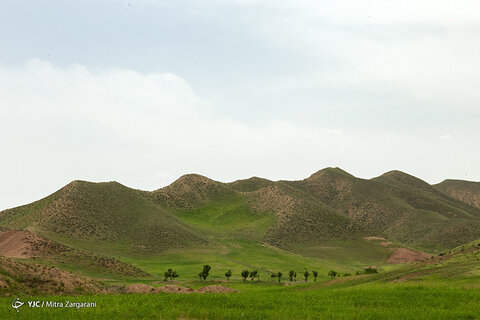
[11,298,24,312]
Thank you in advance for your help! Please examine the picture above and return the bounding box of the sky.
[1,0,479,210]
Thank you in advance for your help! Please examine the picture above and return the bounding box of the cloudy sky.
[1,0,479,210]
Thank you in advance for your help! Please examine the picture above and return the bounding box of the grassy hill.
[0,180,205,256]
[3,171,480,318]
[289,168,480,251]
[435,179,480,209]
[1,168,480,282]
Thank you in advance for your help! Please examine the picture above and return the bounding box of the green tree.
[328,270,337,279]
[294,272,297,282]
[164,268,178,281]
[241,270,249,281]
[199,265,211,280]
[312,270,318,281]
[288,270,295,282]
[225,269,232,281]
[304,270,310,282]
[277,271,283,282]
[250,270,258,281]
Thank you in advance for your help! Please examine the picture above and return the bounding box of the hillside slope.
[435,180,480,209]
[0,181,205,255]
[2,169,480,265]
[289,168,480,250]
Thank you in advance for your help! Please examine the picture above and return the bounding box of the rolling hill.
[289,168,480,250]
[1,168,480,280]
[0,180,205,256]
[435,179,480,209]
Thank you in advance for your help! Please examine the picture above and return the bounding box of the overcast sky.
[1,0,479,210]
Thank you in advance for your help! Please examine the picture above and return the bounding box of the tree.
[328,270,337,279]
[164,268,178,281]
[277,271,283,282]
[312,270,318,281]
[199,265,211,280]
[288,270,295,282]
[294,272,297,282]
[172,270,179,280]
[250,270,258,281]
[241,270,249,281]
[304,270,310,282]
[225,269,232,281]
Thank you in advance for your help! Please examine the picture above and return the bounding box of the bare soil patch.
[124,284,156,294]
[124,284,237,294]
[195,285,238,293]
[364,236,386,241]
[0,230,37,258]
[0,256,105,296]
[387,248,432,264]
[156,285,194,294]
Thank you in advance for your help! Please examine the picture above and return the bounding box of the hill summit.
[1,168,480,257]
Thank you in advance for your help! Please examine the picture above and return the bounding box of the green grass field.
[2,280,480,319]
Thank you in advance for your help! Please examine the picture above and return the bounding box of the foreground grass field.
[2,281,480,319]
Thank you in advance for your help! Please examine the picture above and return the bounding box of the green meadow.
[3,280,480,319]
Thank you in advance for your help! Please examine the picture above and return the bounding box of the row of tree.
[164,265,378,282]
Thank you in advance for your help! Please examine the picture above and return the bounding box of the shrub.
[328,270,337,279]
[364,267,378,274]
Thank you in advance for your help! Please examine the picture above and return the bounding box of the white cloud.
[1,0,480,209]
[1,59,479,210]
[0,60,335,209]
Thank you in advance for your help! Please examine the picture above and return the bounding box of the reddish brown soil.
[124,284,237,294]
[0,230,69,258]
[387,248,432,264]
[124,284,156,294]
[0,230,39,258]
[156,285,194,294]
[0,256,105,295]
